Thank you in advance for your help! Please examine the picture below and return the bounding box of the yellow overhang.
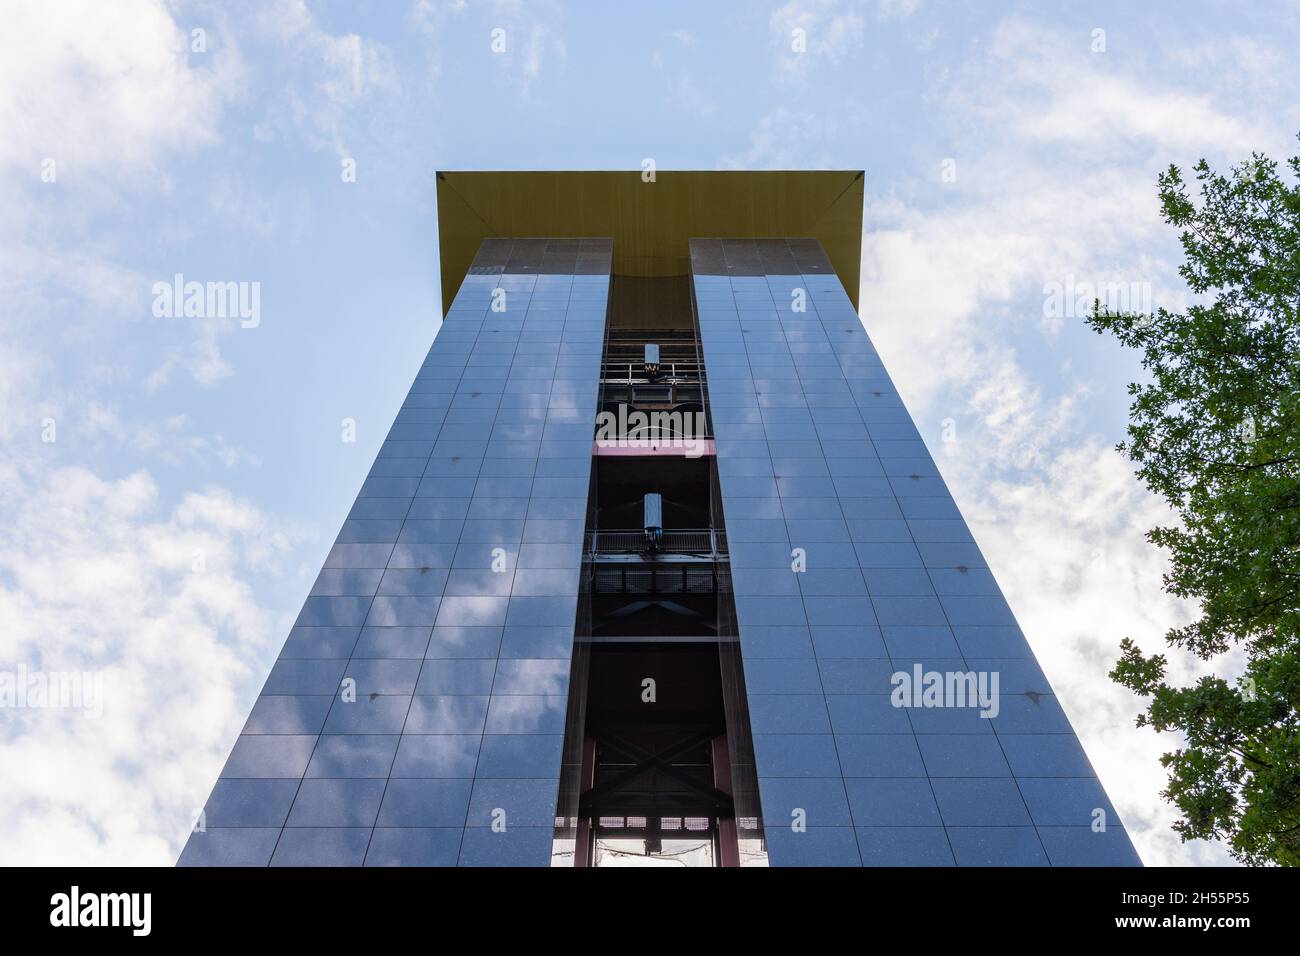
[435,170,865,315]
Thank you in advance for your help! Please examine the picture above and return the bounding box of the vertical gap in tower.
[552,270,766,867]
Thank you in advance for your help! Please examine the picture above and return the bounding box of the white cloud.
[720,108,846,169]
[413,0,566,97]
[142,320,237,391]
[252,0,401,158]
[0,0,253,395]
[860,160,1170,409]
[0,464,290,865]
[0,1,292,867]
[81,402,258,471]
[849,15,1290,864]
[957,19,1279,159]
[1167,36,1286,88]
[770,0,867,83]
[0,0,240,176]
[927,375,1239,865]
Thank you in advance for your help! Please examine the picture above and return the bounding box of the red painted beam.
[712,735,741,868]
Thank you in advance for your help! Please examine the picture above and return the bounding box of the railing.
[587,529,727,556]
[599,360,706,384]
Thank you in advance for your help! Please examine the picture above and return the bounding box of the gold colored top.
[435,170,865,315]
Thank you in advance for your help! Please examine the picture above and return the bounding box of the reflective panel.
[179,238,610,867]
[690,237,1139,868]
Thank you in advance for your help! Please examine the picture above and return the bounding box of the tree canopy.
[1088,139,1300,866]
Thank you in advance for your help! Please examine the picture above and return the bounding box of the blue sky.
[2,0,1298,865]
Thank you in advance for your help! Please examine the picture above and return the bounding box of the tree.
[1088,139,1300,866]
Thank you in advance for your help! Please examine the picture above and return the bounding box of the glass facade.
[690,237,1140,866]
[180,218,1138,867]
[179,238,611,867]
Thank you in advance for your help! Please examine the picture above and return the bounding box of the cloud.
[719,108,846,169]
[413,0,567,97]
[956,19,1281,159]
[0,1,290,866]
[143,320,237,390]
[925,361,1239,864]
[252,0,401,158]
[848,15,1289,864]
[860,159,1170,409]
[0,0,253,395]
[82,403,258,470]
[767,0,918,84]
[0,0,240,177]
[0,464,291,865]
[769,0,867,83]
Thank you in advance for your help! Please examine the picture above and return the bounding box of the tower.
[179,172,1140,867]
